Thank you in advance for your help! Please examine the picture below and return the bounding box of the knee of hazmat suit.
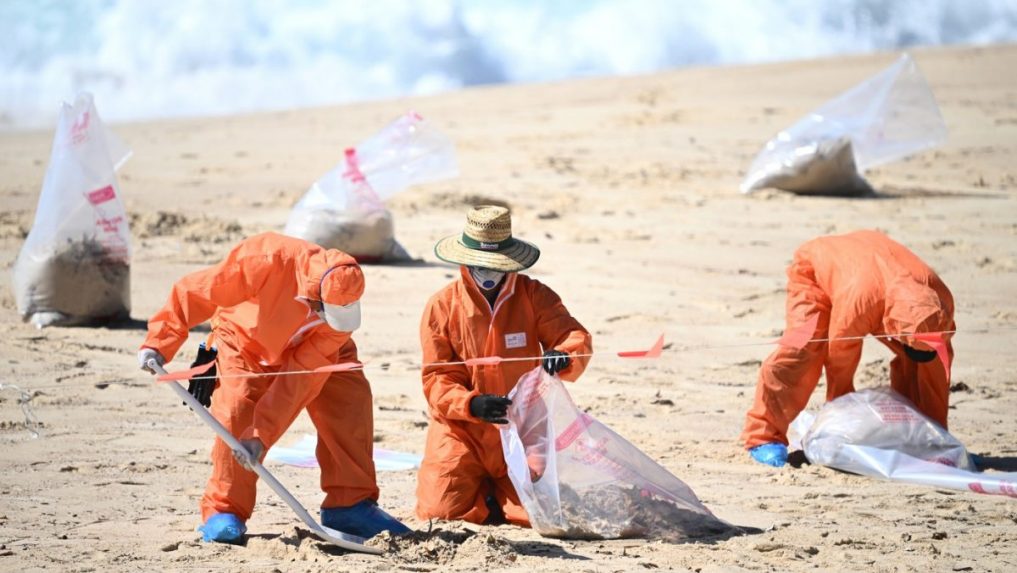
[139,233,376,518]
[417,206,593,523]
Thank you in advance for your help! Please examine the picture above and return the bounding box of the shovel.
[148,359,383,555]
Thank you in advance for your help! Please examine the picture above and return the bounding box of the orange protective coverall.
[742,230,955,448]
[416,267,593,525]
[142,232,379,521]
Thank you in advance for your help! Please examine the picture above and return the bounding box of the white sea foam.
[1,0,1015,129]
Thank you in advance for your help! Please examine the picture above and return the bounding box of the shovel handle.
[148,359,381,554]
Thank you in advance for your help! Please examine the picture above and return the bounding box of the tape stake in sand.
[912,332,951,383]
[156,361,215,382]
[0,383,42,438]
[617,333,665,358]
[777,313,820,350]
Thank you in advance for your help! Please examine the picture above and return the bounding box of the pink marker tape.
[617,333,665,359]
[313,362,363,373]
[156,361,215,382]
[343,148,366,183]
[912,332,951,383]
[777,313,820,350]
[465,356,504,367]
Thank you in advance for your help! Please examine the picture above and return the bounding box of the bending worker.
[742,230,955,467]
[416,205,592,525]
[137,232,409,543]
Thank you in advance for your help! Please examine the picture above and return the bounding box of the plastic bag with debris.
[792,388,1017,497]
[500,367,730,541]
[284,112,458,262]
[12,92,132,327]
[740,53,947,195]
[802,387,974,473]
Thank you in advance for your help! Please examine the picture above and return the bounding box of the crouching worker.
[742,230,955,468]
[137,232,409,543]
[416,206,593,525]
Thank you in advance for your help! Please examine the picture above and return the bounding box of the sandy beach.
[1,44,1016,572]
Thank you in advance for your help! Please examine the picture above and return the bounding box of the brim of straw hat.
[434,234,540,272]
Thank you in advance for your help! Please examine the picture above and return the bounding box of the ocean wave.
[1,0,1015,128]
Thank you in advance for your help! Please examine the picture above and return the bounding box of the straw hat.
[434,205,540,272]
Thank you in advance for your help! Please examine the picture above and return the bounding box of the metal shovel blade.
[150,360,383,555]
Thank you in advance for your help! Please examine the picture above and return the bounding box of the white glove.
[233,438,265,472]
[137,348,165,374]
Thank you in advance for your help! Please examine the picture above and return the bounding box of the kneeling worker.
[138,232,409,542]
[742,230,955,467]
[416,206,593,525]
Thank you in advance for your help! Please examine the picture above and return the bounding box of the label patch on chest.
[504,332,527,349]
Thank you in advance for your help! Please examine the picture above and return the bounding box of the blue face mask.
[469,267,506,291]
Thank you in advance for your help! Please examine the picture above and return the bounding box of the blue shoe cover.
[749,443,788,468]
[321,499,411,539]
[198,513,247,543]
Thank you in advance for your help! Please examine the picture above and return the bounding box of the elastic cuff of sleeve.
[462,390,483,423]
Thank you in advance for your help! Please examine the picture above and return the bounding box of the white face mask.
[315,300,362,332]
[469,267,506,291]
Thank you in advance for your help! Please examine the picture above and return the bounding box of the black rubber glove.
[542,349,571,376]
[469,394,512,424]
[903,345,937,363]
[185,343,218,408]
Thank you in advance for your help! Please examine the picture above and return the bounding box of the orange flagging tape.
[617,333,664,358]
[913,332,951,383]
[464,356,505,367]
[313,362,363,373]
[157,360,215,382]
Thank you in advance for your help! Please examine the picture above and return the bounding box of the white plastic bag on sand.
[285,112,457,262]
[12,93,132,328]
[741,53,947,195]
[796,388,1017,498]
[265,434,422,471]
[500,367,731,541]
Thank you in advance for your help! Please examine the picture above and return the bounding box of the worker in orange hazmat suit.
[742,230,955,467]
[416,205,593,525]
[137,232,409,543]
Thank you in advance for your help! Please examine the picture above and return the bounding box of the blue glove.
[749,443,788,467]
[198,513,246,544]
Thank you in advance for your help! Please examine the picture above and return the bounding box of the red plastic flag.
[912,332,951,383]
[156,361,216,382]
[777,313,820,350]
[617,333,665,358]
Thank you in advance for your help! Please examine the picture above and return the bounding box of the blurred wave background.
[2,0,1016,130]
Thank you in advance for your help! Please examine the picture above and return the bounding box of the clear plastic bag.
[284,112,457,262]
[803,387,972,473]
[795,388,1017,497]
[500,367,730,541]
[741,53,947,195]
[12,92,132,327]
